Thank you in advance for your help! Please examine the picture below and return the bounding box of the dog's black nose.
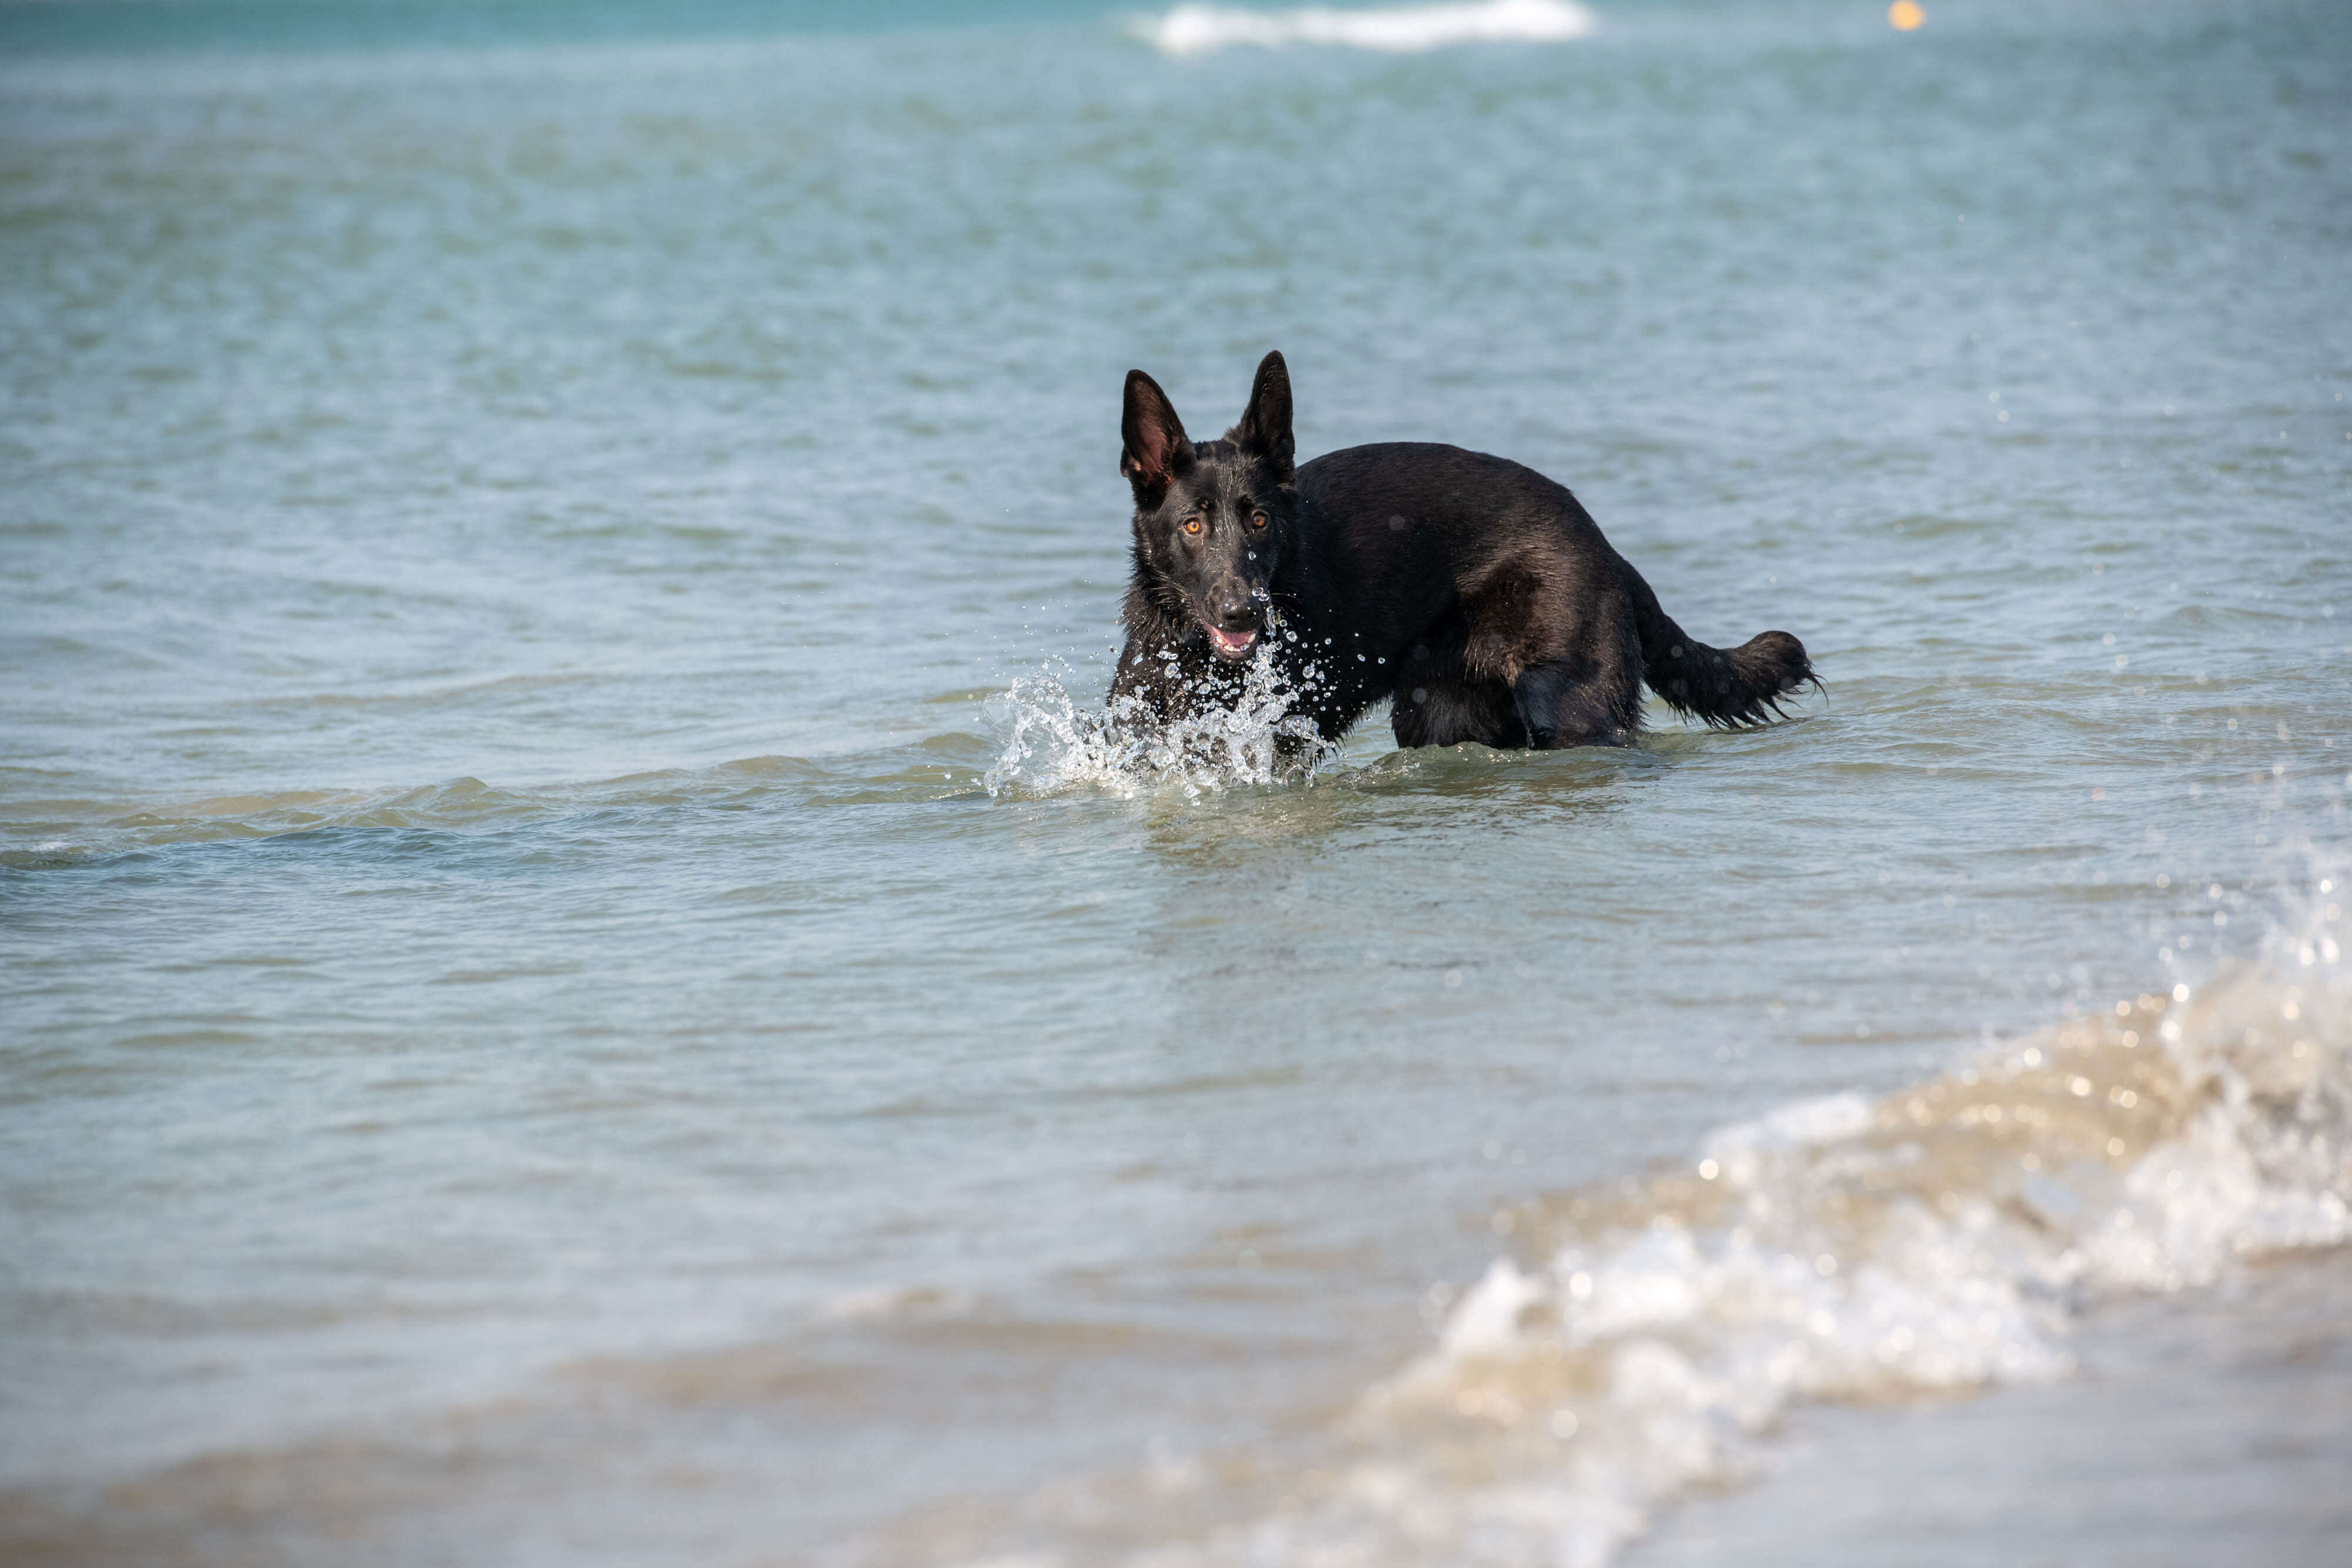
[1213,588,1253,626]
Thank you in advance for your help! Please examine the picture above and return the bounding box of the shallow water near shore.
[4,1,2351,1563]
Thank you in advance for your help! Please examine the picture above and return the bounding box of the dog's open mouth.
[1205,626,1259,660]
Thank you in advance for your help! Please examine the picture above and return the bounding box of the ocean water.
[2,1,2349,1564]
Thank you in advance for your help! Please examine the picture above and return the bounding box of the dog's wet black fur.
[1110,351,1815,755]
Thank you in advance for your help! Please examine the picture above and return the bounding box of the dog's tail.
[1622,559,1816,729]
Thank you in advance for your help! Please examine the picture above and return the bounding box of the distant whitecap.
[1137,0,1598,57]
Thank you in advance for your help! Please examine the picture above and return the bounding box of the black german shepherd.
[1110,351,1813,754]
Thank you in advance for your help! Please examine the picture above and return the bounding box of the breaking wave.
[1136,0,1598,58]
[881,883,2350,1566]
[1277,892,2346,1565]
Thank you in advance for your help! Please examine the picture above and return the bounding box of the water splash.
[981,647,1336,798]
[1136,0,1599,56]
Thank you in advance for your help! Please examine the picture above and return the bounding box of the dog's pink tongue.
[1210,627,1257,656]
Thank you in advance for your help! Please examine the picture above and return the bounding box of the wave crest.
[1321,893,2352,1565]
[1137,0,1599,58]
[905,888,2350,1567]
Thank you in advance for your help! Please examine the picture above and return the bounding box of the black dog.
[1110,351,1813,755]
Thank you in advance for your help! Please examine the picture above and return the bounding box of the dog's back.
[1292,441,1813,748]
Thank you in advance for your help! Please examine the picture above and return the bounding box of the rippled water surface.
[4,1,2349,1563]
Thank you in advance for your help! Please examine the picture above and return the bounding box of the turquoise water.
[4,2,2350,1563]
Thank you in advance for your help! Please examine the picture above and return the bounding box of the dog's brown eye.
[1182,517,1203,536]
[1250,511,1268,529]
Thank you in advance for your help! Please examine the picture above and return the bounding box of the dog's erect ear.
[1228,350,1294,482]
[1120,369,1191,499]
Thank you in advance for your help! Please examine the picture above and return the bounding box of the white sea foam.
[1296,891,2352,1566]
[822,1285,980,1322]
[1137,0,1598,57]
[957,888,2351,1567]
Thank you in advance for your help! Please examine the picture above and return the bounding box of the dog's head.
[1119,350,1297,662]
